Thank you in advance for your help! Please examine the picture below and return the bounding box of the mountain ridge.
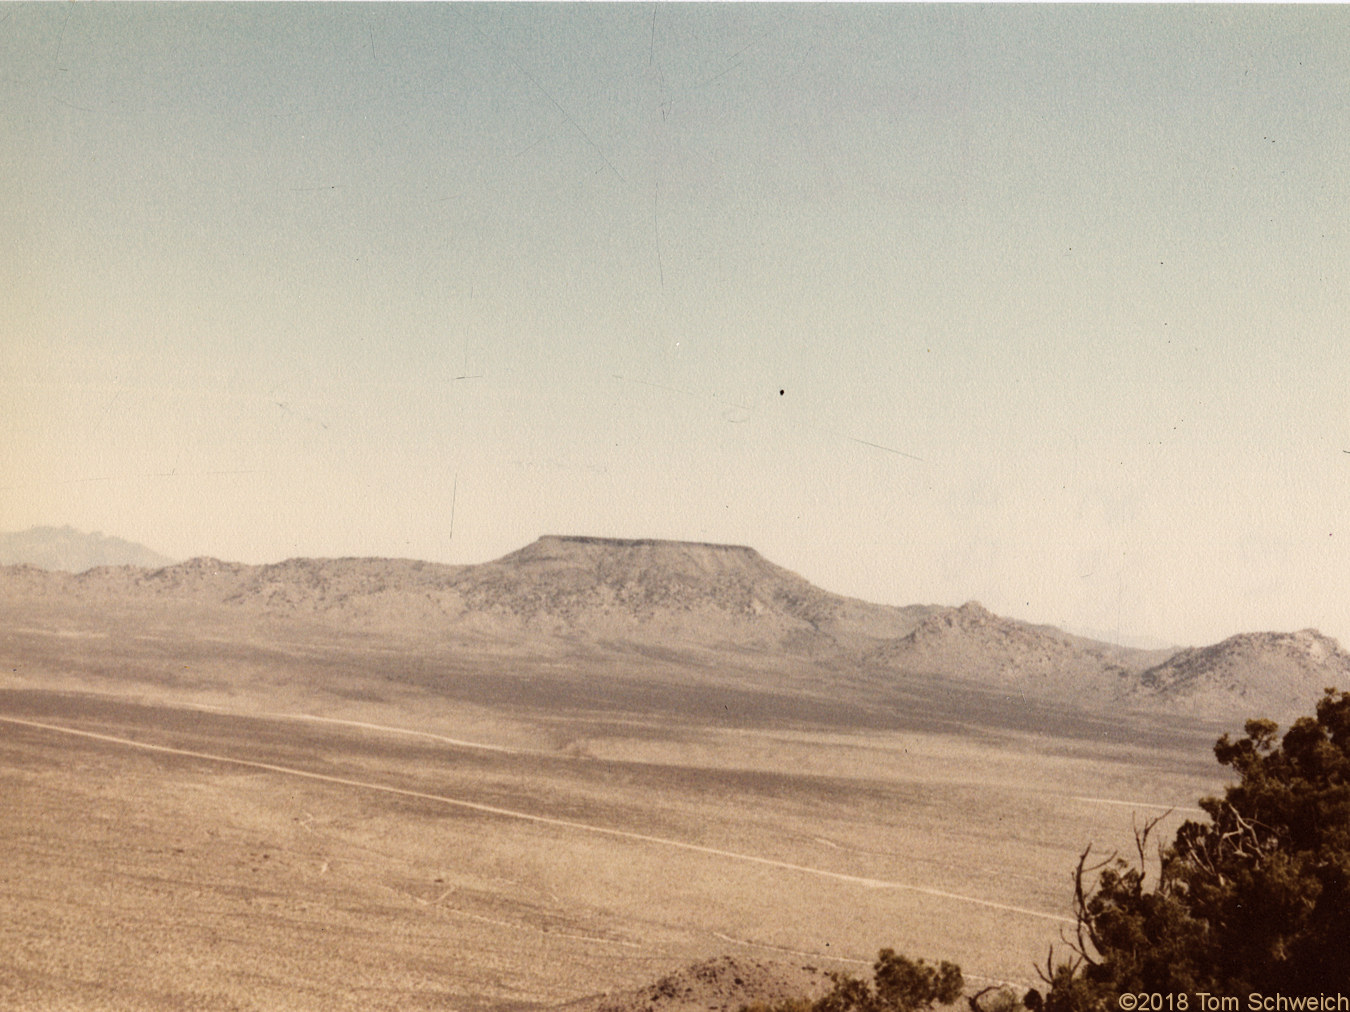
[1,534,1342,721]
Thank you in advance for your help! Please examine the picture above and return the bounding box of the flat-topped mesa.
[532,535,760,553]
[420,535,945,651]
[496,535,770,575]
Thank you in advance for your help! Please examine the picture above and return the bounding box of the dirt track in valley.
[0,713,1077,926]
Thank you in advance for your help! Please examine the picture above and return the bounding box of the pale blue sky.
[4,4,1348,649]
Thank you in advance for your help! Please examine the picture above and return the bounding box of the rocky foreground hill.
[556,956,834,1012]
[2,534,1345,722]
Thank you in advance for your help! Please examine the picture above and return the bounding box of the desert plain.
[2,536,1315,1011]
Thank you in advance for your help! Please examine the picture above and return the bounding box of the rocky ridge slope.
[0,536,935,654]
[867,601,1173,705]
[1132,629,1350,716]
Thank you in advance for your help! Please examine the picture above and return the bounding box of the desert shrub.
[740,1001,814,1012]
[968,986,1027,1012]
[1036,688,1350,1011]
[817,949,963,1012]
[739,950,963,1012]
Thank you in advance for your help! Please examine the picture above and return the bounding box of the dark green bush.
[739,949,964,1012]
[1037,688,1350,1010]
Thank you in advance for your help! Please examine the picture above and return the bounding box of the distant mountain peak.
[0,526,175,572]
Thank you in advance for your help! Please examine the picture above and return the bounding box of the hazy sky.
[4,4,1348,649]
